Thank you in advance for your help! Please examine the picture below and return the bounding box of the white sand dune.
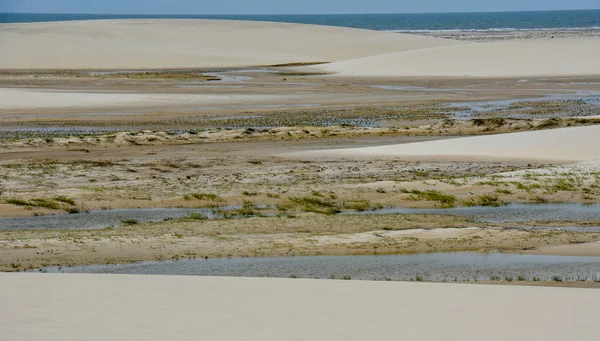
[1,274,599,341]
[0,19,459,69]
[312,37,600,78]
[0,88,288,110]
[285,125,600,162]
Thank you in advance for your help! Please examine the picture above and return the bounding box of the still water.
[2,203,599,230]
[45,253,600,282]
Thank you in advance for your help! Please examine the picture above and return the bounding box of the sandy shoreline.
[419,28,600,42]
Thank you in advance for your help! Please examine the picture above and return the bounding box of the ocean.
[1,10,600,32]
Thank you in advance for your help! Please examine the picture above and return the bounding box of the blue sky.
[3,0,600,14]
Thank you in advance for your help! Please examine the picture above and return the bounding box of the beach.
[419,27,600,42]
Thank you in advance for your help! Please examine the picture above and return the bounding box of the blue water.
[2,10,600,31]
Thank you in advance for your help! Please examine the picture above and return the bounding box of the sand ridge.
[311,37,600,78]
[0,87,291,110]
[0,19,461,69]
[284,125,600,162]
[3,19,599,77]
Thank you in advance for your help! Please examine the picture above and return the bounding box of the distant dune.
[285,125,600,162]
[0,19,459,69]
[311,37,600,78]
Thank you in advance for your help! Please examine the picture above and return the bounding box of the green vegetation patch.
[463,194,506,207]
[404,189,457,207]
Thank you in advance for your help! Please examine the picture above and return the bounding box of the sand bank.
[0,88,289,110]
[313,37,600,78]
[284,125,600,162]
[1,274,598,341]
[0,19,459,69]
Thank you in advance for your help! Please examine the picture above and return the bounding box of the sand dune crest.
[0,19,460,69]
[312,37,600,78]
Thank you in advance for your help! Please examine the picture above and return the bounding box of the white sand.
[1,274,598,341]
[0,88,289,110]
[312,37,600,78]
[0,19,459,69]
[285,125,600,162]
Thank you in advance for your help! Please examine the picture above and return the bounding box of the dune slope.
[0,19,460,69]
[285,125,600,162]
[313,37,600,78]
[1,274,599,341]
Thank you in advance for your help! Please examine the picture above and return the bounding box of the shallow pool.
[344,203,600,224]
[2,203,599,231]
[45,253,600,282]
[446,92,600,119]
[0,208,225,230]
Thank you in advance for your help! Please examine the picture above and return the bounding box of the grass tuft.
[463,194,505,207]
[407,190,457,207]
[184,193,221,201]
[54,196,76,206]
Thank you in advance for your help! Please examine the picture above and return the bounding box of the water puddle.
[2,203,598,231]
[0,126,113,133]
[44,253,600,282]
[204,73,253,83]
[343,203,600,224]
[177,82,319,89]
[202,115,264,121]
[569,82,600,86]
[505,225,600,233]
[190,103,319,111]
[86,70,153,76]
[0,126,121,140]
[229,68,281,74]
[246,104,318,109]
[4,111,130,119]
[175,85,246,89]
[446,92,600,119]
[0,207,243,230]
[368,85,471,94]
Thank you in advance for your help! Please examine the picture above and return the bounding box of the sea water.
[2,10,600,32]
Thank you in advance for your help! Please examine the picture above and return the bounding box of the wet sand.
[420,28,600,42]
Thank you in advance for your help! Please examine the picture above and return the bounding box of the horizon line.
[2,8,600,16]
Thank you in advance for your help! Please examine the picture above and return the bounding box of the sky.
[2,0,600,15]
